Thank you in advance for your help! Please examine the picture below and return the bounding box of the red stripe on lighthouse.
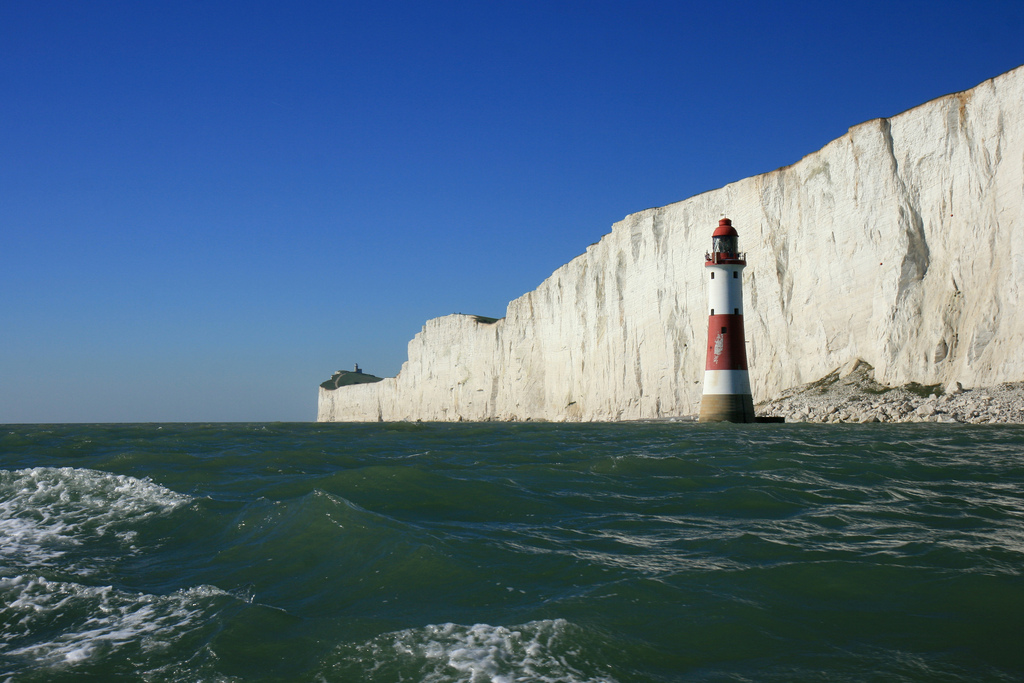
[704,314,749,371]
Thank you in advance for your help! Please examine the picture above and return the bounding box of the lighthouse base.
[698,393,756,423]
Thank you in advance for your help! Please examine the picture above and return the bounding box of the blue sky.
[2,1,1022,423]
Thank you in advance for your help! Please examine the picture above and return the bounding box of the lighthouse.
[699,218,756,423]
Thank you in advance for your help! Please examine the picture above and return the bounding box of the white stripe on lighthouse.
[702,369,752,395]
[707,265,744,315]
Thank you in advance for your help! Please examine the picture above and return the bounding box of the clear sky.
[2,1,1022,423]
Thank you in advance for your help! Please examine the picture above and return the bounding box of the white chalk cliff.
[319,66,1024,422]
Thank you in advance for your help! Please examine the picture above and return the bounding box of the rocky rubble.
[756,360,1024,424]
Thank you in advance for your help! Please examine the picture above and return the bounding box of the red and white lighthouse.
[699,218,756,423]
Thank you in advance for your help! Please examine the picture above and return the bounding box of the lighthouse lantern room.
[699,218,756,422]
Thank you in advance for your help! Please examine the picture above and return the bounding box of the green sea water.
[1,422,1023,682]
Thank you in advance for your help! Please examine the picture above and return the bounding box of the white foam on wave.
[330,618,617,683]
[0,574,228,668]
[0,467,191,574]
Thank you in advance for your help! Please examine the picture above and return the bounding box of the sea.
[1,422,1022,682]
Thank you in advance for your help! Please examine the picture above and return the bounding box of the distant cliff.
[319,65,1024,422]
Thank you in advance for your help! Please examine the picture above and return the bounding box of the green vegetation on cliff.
[320,370,384,390]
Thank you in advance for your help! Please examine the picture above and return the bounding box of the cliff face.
[319,66,1024,422]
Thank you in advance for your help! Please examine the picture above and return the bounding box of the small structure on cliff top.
[699,218,756,423]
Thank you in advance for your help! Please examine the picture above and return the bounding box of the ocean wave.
[322,618,617,683]
[0,467,191,575]
[0,574,230,671]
